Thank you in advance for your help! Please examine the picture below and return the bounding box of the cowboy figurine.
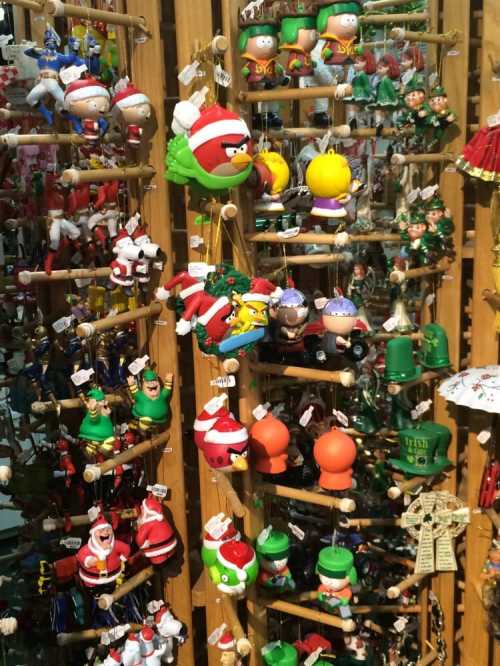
[316,0,363,66]
[127,369,173,433]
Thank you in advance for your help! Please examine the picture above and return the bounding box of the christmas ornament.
[279,5,318,78]
[456,113,500,183]
[313,428,356,491]
[384,337,422,384]
[256,527,296,593]
[368,54,400,136]
[344,48,376,129]
[401,492,469,574]
[306,150,352,219]
[109,229,144,292]
[127,369,173,432]
[438,366,500,413]
[166,103,253,192]
[131,225,162,288]
[253,150,291,214]
[230,278,278,337]
[194,395,232,449]
[121,632,142,666]
[202,416,249,472]
[201,513,241,567]
[63,76,110,141]
[396,75,430,144]
[135,491,177,565]
[88,180,120,244]
[317,1,362,66]
[274,288,309,351]
[249,413,290,474]
[420,323,451,370]
[154,604,187,663]
[427,85,458,146]
[111,79,152,148]
[388,423,452,476]
[321,296,358,354]
[207,539,259,596]
[44,175,81,275]
[78,388,116,458]
[316,546,358,618]
[140,625,167,665]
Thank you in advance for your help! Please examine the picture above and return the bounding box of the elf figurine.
[135,490,178,565]
[63,76,110,142]
[317,0,363,67]
[396,76,430,144]
[279,4,318,79]
[368,54,400,136]
[127,369,173,433]
[344,48,376,130]
[76,509,130,589]
[427,85,457,146]
[256,528,296,593]
[111,79,152,148]
[316,546,358,619]
[78,387,116,458]
[424,193,455,245]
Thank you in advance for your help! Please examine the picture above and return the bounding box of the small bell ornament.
[389,298,414,333]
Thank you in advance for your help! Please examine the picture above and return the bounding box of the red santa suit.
[127,124,143,146]
[88,180,120,243]
[83,118,100,142]
[76,514,130,587]
[156,272,232,340]
[66,183,91,242]
[140,626,166,666]
[110,229,137,288]
[135,495,177,565]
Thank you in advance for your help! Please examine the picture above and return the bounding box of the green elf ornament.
[279,4,318,78]
[256,527,296,593]
[316,546,358,619]
[262,641,298,666]
[427,85,457,146]
[78,388,116,458]
[208,539,259,596]
[396,75,431,146]
[317,1,363,66]
[389,423,452,476]
[127,369,173,433]
[400,210,441,266]
[424,194,455,245]
[420,323,451,370]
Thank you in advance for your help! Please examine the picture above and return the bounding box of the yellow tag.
[110,288,128,313]
[127,293,138,311]
[88,285,106,313]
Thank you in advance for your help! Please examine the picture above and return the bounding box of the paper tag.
[125,214,140,235]
[424,293,436,306]
[190,234,204,248]
[383,316,398,332]
[214,63,232,88]
[188,262,214,279]
[205,394,228,416]
[178,60,200,86]
[305,648,324,666]
[71,368,94,386]
[207,623,227,646]
[257,525,273,546]
[60,537,82,550]
[253,402,270,421]
[487,112,500,128]
[299,405,314,428]
[316,350,327,362]
[288,522,305,541]
[393,617,408,633]
[210,375,236,388]
[332,409,349,428]
[477,430,491,444]
[415,399,432,416]
[208,517,231,540]
[128,355,150,376]
[277,227,300,239]
[59,64,88,85]
[447,49,460,57]
[314,297,328,310]
[442,274,454,280]
[445,165,457,173]
[147,483,168,498]
[421,185,439,201]
[52,315,74,334]
[318,130,332,154]
[101,624,131,646]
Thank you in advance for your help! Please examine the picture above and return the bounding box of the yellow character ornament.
[306,149,352,219]
[253,150,291,214]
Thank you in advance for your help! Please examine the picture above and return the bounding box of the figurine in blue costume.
[24,28,84,124]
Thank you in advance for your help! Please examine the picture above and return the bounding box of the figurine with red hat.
[112,78,152,148]
[88,181,120,245]
[76,507,130,589]
[103,648,123,666]
[201,416,249,472]
[217,629,243,666]
[207,539,259,596]
[121,631,142,666]
[53,437,76,489]
[194,394,232,449]
[44,174,81,275]
[140,625,167,666]
[109,228,144,293]
[65,183,93,245]
[131,222,162,288]
[166,101,253,193]
[153,602,187,663]
[230,278,280,336]
[135,489,178,566]
[63,76,110,142]
[201,513,241,567]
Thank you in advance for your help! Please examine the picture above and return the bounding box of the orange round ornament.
[249,414,290,474]
[313,428,356,491]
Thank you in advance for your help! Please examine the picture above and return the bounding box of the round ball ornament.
[250,414,290,474]
[313,428,357,491]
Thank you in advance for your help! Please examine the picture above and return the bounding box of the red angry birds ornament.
[201,416,249,472]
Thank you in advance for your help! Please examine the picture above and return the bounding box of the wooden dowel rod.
[391,153,455,165]
[342,428,399,438]
[204,201,239,220]
[343,517,401,528]
[485,509,500,532]
[57,623,142,647]
[418,649,438,666]
[43,508,139,532]
[239,85,349,104]
[32,394,124,414]
[366,543,415,570]
[47,0,149,33]
[84,431,170,482]
[482,289,500,310]
[98,567,154,610]
[213,471,247,518]
[6,0,43,12]
[388,475,437,500]
[360,12,429,24]
[254,126,414,140]
[390,259,451,284]
[220,595,252,656]
[365,0,417,9]
[261,598,355,632]
[458,581,465,591]
[260,482,356,513]
[387,371,442,395]
[260,253,345,268]
[18,267,111,285]
[1,133,121,147]
[353,604,422,615]
[386,573,428,599]
[76,302,163,338]
[247,232,401,244]
[251,362,355,387]
[367,332,424,341]
[62,165,155,185]
[390,27,461,45]
[0,108,43,120]
[363,619,384,634]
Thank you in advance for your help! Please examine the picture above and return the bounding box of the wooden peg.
[366,543,415,570]
[261,598,356,633]
[387,475,438,500]
[84,431,170,482]
[1,133,121,147]
[57,623,142,647]
[220,595,252,656]
[391,153,455,166]
[254,126,414,140]
[212,471,247,518]
[417,649,438,666]
[5,0,43,12]
[204,200,239,220]
[386,573,428,599]
[260,482,356,513]
[32,394,124,414]
[76,302,163,338]
[390,27,461,45]
[483,289,500,310]
[98,566,154,610]
[360,12,429,24]
[259,253,345,268]
[62,165,155,185]
[18,267,111,285]
[343,517,401,528]
[238,84,351,105]
[390,259,451,284]
[43,508,138,532]
[47,0,149,34]
[387,371,443,396]
[365,0,417,9]
[0,108,43,120]
[366,332,424,342]
[251,362,356,387]
[246,232,401,245]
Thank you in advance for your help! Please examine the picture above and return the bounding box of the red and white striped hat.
[204,416,248,447]
[64,77,110,108]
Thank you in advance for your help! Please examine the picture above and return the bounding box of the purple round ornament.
[279,288,306,308]
[323,297,358,318]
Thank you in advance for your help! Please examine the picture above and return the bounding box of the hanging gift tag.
[178,60,200,86]
[332,409,349,427]
[71,368,94,386]
[190,234,204,248]
[257,525,273,546]
[214,63,232,88]
[52,315,74,334]
[288,522,305,541]
[59,64,88,85]
[207,623,227,646]
[60,537,82,550]
[314,297,328,310]
[188,262,215,278]
[477,430,491,444]
[383,316,398,332]
[305,648,324,666]
[299,405,314,427]
[147,483,168,498]
[253,402,271,421]
[128,355,150,376]
[210,375,236,388]
[277,227,300,239]
[393,617,408,633]
[125,213,140,235]
[425,293,436,307]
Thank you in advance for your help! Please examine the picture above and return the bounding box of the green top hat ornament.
[262,641,298,666]
[316,546,358,583]
[420,323,451,369]
[256,529,290,561]
[384,337,422,383]
[389,422,452,475]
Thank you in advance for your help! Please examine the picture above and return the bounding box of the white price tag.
[101,624,131,646]
[214,63,232,88]
[71,368,94,386]
[420,185,438,201]
[299,405,314,427]
[424,293,436,306]
[147,483,168,498]
[257,525,273,546]
[288,522,305,541]
[190,235,204,248]
[447,49,460,57]
[318,130,332,154]
[59,64,88,85]
[477,430,491,444]
[52,315,74,334]
[393,617,408,633]
[128,355,150,376]
[277,227,300,239]
[188,262,214,279]
[305,648,324,666]
[205,394,228,416]
[253,402,270,421]
[407,188,421,204]
[314,297,328,310]
[487,112,500,128]
[210,375,236,388]
[415,399,432,416]
[178,60,200,86]
[207,624,227,646]
[332,409,349,427]
[125,214,140,235]
[60,537,82,550]
[383,316,398,332]
[444,165,457,173]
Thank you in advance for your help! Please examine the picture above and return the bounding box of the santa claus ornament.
[135,490,177,565]
[166,102,253,193]
[63,76,110,142]
[111,78,152,148]
[109,229,144,293]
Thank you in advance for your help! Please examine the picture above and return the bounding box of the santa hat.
[112,80,150,111]
[154,606,170,624]
[105,649,121,664]
[194,394,230,444]
[141,494,163,519]
[218,631,236,651]
[163,271,205,299]
[242,278,282,304]
[217,541,256,582]
[126,632,140,642]
[132,227,149,244]
[204,514,240,548]
[204,417,248,447]
[113,229,132,249]
[89,512,112,535]
[172,102,250,153]
[140,626,155,643]
[64,77,110,109]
